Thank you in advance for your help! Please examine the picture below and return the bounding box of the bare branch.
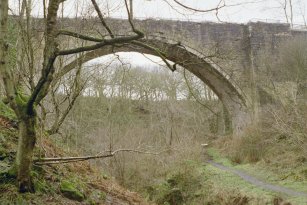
[48,65,88,135]
[58,34,144,56]
[132,40,176,72]
[183,69,218,116]
[34,149,166,165]
[124,0,143,36]
[90,0,114,38]
[171,0,225,13]
[58,30,103,42]
[26,0,61,114]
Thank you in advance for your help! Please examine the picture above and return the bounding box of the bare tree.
[47,63,87,135]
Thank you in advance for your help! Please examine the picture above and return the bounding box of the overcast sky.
[9,0,307,25]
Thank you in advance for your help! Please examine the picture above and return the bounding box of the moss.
[0,146,7,159]
[60,180,85,202]
[7,165,17,178]
[87,190,106,205]
[15,89,33,117]
[100,171,109,180]
[0,100,16,120]
[0,164,17,185]
[15,92,27,109]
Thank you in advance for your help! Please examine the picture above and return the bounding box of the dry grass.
[216,127,269,164]
[211,103,307,188]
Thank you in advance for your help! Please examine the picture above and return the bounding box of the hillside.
[0,102,152,205]
[1,98,307,205]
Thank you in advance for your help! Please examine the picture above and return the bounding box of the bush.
[147,162,204,205]
[224,128,269,164]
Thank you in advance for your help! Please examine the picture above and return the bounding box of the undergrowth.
[0,102,148,205]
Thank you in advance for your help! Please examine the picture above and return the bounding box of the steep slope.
[0,102,152,205]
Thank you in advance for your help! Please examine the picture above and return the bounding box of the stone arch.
[59,38,252,135]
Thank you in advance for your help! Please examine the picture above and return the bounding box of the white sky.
[87,52,167,68]
[10,0,307,24]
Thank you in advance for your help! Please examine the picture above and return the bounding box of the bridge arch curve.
[60,38,252,134]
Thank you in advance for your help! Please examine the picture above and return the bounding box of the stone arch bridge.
[33,18,307,134]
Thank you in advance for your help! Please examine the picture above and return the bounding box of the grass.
[236,163,307,194]
[146,160,260,205]
[206,147,307,205]
[207,147,234,166]
[203,164,276,204]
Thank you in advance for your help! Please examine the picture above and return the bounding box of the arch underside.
[61,38,251,134]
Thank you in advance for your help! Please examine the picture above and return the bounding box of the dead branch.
[34,149,165,165]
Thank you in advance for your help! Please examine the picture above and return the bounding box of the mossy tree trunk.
[12,0,61,192]
[0,0,61,192]
[16,110,37,192]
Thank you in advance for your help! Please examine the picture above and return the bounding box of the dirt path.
[207,160,307,198]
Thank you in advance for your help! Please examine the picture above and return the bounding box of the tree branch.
[48,65,88,135]
[34,149,164,165]
[171,0,225,12]
[90,0,114,38]
[183,69,218,116]
[26,0,61,114]
[124,0,143,36]
[57,34,144,56]
[58,30,103,42]
[131,40,175,72]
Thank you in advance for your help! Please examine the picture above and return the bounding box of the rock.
[87,190,106,205]
[60,180,85,202]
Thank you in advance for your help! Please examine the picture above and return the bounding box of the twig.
[183,69,218,116]
[172,0,225,13]
[132,40,175,72]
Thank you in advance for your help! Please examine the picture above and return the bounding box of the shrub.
[224,128,269,164]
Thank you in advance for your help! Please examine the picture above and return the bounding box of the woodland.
[0,0,306,204]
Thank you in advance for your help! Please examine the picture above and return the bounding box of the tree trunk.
[16,113,37,193]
